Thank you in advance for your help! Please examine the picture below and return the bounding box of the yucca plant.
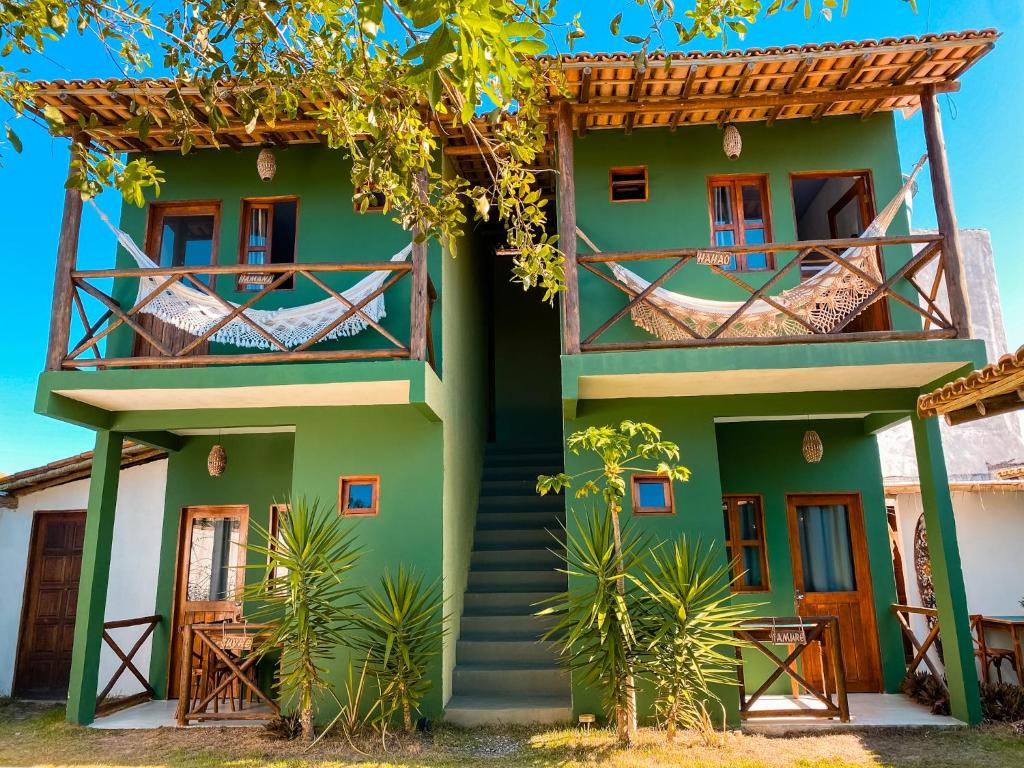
[244,495,362,741]
[355,567,445,732]
[638,536,751,742]
[539,508,650,742]
[539,420,690,744]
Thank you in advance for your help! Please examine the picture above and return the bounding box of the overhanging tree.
[0,1,866,297]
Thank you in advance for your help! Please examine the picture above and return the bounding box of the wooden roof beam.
[577,66,592,137]
[572,80,957,117]
[669,65,698,131]
[811,53,870,122]
[720,63,754,127]
[623,65,647,135]
[767,56,814,126]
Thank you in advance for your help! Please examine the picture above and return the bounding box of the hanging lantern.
[802,430,823,464]
[256,147,276,182]
[207,443,227,477]
[723,123,742,160]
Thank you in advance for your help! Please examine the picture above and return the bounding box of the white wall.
[892,489,1024,683]
[0,459,167,697]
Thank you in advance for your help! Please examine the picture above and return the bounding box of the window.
[723,495,769,591]
[707,175,773,271]
[791,172,874,280]
[354,188,386,212]
[339,476,380,516]
[239,197,298,291]
[185,514,243,602]
[146,202,220,277]
[630,474,674,515]
[609,167,648,203]
[268,504,290,579]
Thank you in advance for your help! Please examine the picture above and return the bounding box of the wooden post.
[46,144,85,371]
[66,430,122,726]
[409,168,429,362]
[556,101,581,355]
[920,85,971,338]
[911,415,982,724]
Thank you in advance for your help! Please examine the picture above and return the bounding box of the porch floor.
[743,694,962,732]
[89,699,273,729]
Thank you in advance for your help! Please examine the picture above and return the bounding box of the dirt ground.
[0,700,1022,768]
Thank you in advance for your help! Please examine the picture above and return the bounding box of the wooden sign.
[696,250,733,266]
[238,273,275,287]
[770,626,807,645]
[215,634,255,651]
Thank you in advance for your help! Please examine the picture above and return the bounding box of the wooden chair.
[972,615,1018,684]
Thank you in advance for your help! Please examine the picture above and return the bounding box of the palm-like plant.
[539,508,650,741]
[538,420,690,743]
[355,567,445,732]
[638,536,751,741]
[244,495,362,741]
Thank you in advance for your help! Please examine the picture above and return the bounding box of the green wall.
[716,419,905,695]
[571,116,918,345]
[439,210,488,702]
[108,145,441,361]
[561,397,906,723]
[148,431,295,696]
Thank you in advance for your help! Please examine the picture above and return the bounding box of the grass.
[0,702,1022,768]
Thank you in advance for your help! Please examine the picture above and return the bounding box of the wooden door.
[786,493,882,693]
[168,505,248,698]
[14,511,86,698]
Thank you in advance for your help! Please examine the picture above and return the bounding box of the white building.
[0,445,167,699]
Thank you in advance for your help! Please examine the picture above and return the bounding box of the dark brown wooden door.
[14,511,86,698]
[168,505,248,698]
[786,493,882,693]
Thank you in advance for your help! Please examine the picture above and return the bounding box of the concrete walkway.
[89,699,272,729]
[743,693,962,732]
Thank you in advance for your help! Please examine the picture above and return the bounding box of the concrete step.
[460,613,558,639]
[468,569,565,592]
[485,452,564,468]
[480,479,543,496]
[471,548,562,569]
[444,694,572,727]
[463,591,553,614]
[475,511,564,530]
[455,638,561,665]
[483,465,562,481]
[475,528,564,549]
[452,664,569,696]
[478,494,565,512]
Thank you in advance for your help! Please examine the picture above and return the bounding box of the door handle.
[794,590,806,604]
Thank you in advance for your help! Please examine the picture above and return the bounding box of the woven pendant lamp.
[256,147,276,181]
[723,124,742,160]
[208,443,227,477]
[802,429,823,464]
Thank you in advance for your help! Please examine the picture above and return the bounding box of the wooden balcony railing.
[53,257,436,370]
[572,234,959,352]
[95,614,161,717]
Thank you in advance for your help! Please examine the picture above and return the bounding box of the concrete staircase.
[444,444,571,726]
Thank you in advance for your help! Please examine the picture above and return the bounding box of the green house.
[32,28,996,728]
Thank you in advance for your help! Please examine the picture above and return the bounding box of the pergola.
[919,345,1024,425]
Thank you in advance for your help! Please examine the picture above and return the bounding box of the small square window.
[339,475,380,516]
[609,167,648,203]
[631,474,674,515]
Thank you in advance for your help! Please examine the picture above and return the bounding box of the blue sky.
[0,0,1021,473]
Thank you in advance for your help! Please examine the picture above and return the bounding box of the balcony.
[570,233,957,352]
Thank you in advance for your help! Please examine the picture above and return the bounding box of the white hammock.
[581,156,927,340]
[91,202,411,350]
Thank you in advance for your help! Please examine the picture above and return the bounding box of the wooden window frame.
[144,200,222,284]
[339,475,381,517]
[354,188,387,213]
[722,494,770,592]
[237,196,300,291]
[706,174,774,271]
[630,473,675,516]
[609,166,649,203]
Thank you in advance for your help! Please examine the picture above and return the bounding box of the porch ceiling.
[576,360,961,401]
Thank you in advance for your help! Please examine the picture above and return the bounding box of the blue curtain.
[797,504,856,592]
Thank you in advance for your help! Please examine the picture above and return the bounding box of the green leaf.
[610,13,622,36]
[5,125,22,153]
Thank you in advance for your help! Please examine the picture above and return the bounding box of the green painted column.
[66,430,123,726]
[910,415,981,724]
